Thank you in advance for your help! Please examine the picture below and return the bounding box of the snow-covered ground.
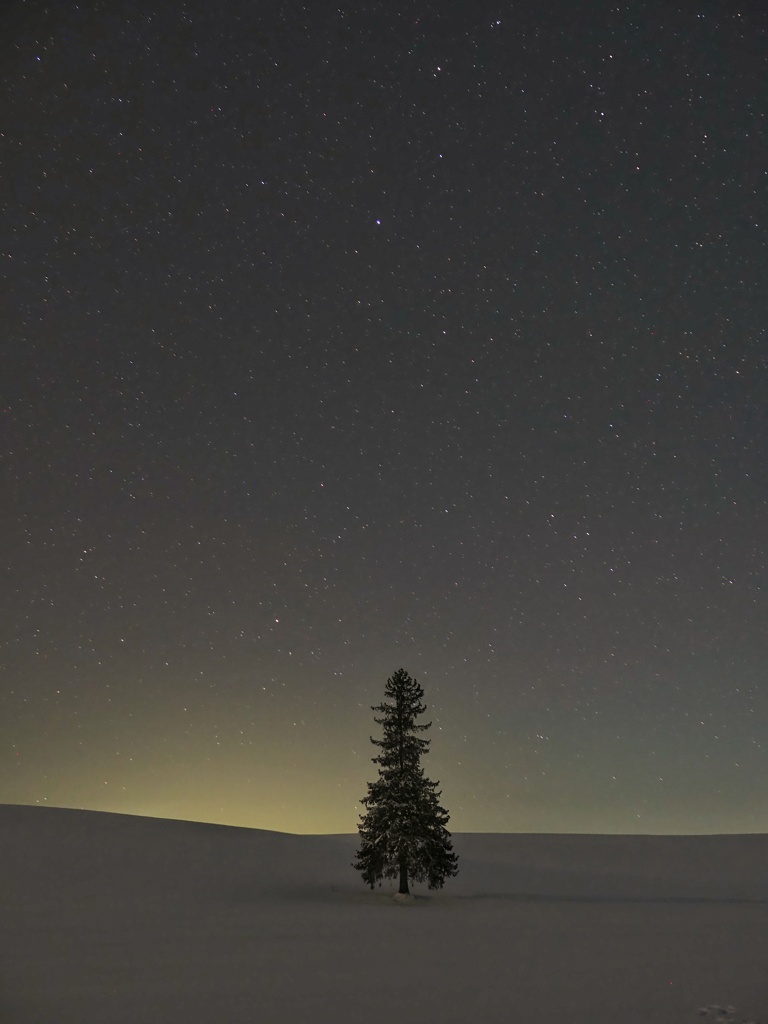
[0,805,765,1024]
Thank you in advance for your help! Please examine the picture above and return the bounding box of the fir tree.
[354,668,458,894]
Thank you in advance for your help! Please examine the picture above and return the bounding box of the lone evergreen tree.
[354,668,458,894]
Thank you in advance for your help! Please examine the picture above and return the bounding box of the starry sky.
[3,0,767,835]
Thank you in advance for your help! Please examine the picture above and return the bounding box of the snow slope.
[0,805,765,1024]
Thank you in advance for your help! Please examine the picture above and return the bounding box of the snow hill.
[0,805,766,1024]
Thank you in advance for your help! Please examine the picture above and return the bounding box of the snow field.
[0,806,766,1024]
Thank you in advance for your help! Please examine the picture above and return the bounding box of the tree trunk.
[398,856,409,894]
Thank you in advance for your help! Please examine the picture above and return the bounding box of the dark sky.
[3,0,767,834]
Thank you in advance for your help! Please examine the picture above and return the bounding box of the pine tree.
[353,668,459,895]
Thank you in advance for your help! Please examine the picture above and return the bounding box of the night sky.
[3,0,767,835]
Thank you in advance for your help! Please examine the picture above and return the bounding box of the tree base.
[391,892,416,904]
